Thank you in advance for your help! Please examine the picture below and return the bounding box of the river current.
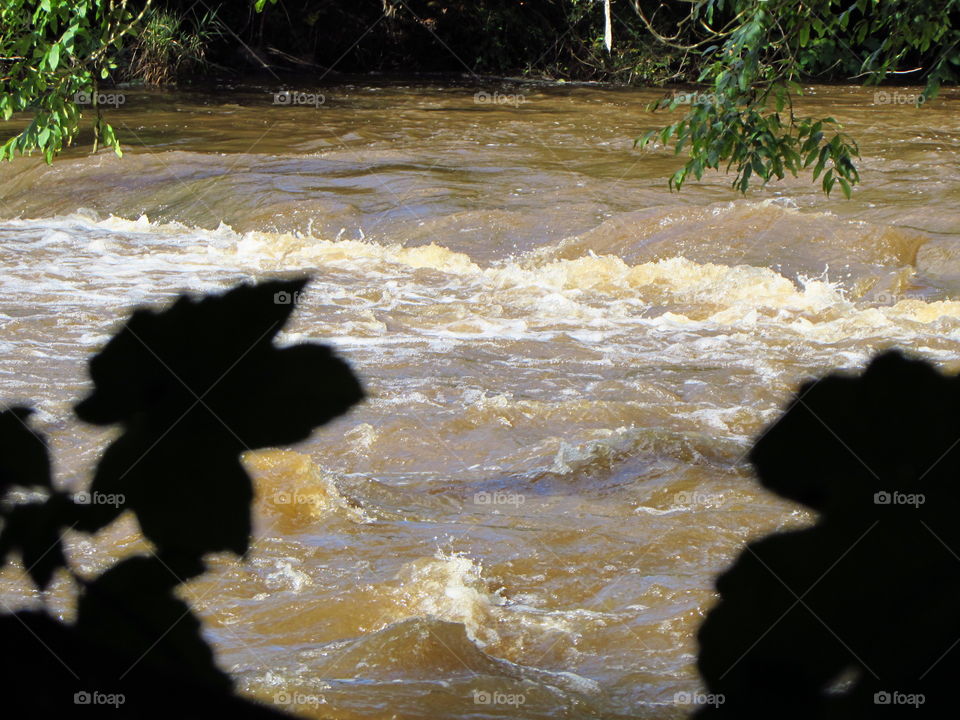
[0,79,958,718]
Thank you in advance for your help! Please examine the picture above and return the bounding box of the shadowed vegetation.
[0,278,362,717]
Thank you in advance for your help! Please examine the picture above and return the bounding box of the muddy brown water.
[0,79,958,718]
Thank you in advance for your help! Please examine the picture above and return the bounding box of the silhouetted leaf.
[698,350,960,718]
[0,493,74,589]
[77,556,231,691]
[0,406,50,493]
[749,351,956,512]
[0,277,359,718]
[74,278,363,557]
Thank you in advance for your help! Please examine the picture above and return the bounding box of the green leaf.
[838,177,852,199]
[669,167,687,192]
[822,169,835,195]
[46,42,60,70]
[635,129,658,150]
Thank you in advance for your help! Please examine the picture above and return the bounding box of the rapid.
[0,80,958,718]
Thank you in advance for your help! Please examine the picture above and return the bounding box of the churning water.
[0,80,958,718]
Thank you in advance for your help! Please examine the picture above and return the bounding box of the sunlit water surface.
[0,79,958,718]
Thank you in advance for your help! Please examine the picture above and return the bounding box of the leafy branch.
[634,0,958,196]
[0,0,266,164]
[0,0,153,163]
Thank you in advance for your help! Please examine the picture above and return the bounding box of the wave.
[239,616,607,719]
[245,449,371,526]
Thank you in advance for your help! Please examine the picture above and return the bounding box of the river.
[0,79,958,718]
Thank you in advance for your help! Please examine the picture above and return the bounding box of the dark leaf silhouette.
[0,278,363,717]
[76,555,231,691]
[73,277,364,557]
[696,350,960,718]
[0,493,74,589]
[0,608,294,718]
[0,409,71,589]
[0,406,51,493]
[749,351,956,513]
